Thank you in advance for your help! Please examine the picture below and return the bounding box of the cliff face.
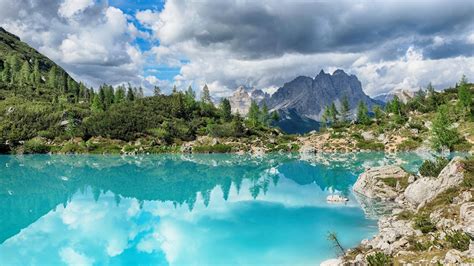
[266,69,378,121]
[228,86,252,115]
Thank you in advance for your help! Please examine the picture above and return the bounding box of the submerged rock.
[404,157,464,209]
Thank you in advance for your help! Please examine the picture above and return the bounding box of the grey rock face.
[353,165,408,200]
[228,86,252,115]
[404,157,464,209]
[228,86,269,115]
[265,69,379,122]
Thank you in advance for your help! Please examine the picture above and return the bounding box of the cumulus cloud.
[0,0,146,89]
[139,0,474,96]
[58,0,94,18]
[0,0,473,96]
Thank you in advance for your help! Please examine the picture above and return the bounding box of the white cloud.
[58,0,94,18]
[139,0,474,96]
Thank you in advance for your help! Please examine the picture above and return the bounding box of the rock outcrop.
[353,165,409,200]
[344,157,473,264]
[404,157,464,209]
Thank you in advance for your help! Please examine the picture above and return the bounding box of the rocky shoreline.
[322,157,474,265]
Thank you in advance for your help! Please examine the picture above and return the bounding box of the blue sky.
[0,0,473,96]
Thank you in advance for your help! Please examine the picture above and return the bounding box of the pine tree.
[248,100,261,127]
[431,105,460,151]
[91,94,104,112]
[19,60,30,86]
[186,85,195,99]
[201,84,212,104]
[47,66,58,88]
[9,55,20,84]
[458,75,472,116]
[356,101,370,125]
[172,85,178,94]
[373,105,384,124]
[220,98,232,122]
[115,86,126,103]
[340,95,350,122]
[261,102,270,126]
[231,112,245,137]
[1,60,12,83]
[322,105,331,127]
[32,59,41,85]
[271,111,279,122]
[127,86,135,102]
[329,102,339,123]
[153,86,161,96]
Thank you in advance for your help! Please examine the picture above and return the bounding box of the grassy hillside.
[0,28,280,154]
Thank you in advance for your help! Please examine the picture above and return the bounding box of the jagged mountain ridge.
[265,69,379,121]
[228,70,381,133]
[228,86,269,115]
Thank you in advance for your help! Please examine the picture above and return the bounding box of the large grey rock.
[460,202,474,236]
[443,249,463,264]
[364,216,415,255]
[353,165,408,200]
[404,157,464,209]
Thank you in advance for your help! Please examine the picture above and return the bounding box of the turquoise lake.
[0,153,429,265]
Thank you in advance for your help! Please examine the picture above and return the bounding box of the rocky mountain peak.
[265,70,380,133]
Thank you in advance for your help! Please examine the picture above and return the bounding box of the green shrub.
[60,142,87,154]
[23,138,50,154]
[396,210,414,220]
[419,157,449,177]
[356,140,384,150]
[37,130,55,139]
[381,177,397,188]
[193,144,232,153]
[413,213,436,234]
[407,236,431,251]
[445,231,471,251]
[206,122,235,138]
[397,138,422,151]
[366,252,392,266]
[462,157,474,188]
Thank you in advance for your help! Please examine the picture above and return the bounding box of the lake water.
[0,153,428,265]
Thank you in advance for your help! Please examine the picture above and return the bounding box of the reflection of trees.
[0,152,422,244]
[0,154,286,243]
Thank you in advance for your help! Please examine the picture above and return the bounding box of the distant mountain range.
[373,89,415,103]
[228,69,382,133]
